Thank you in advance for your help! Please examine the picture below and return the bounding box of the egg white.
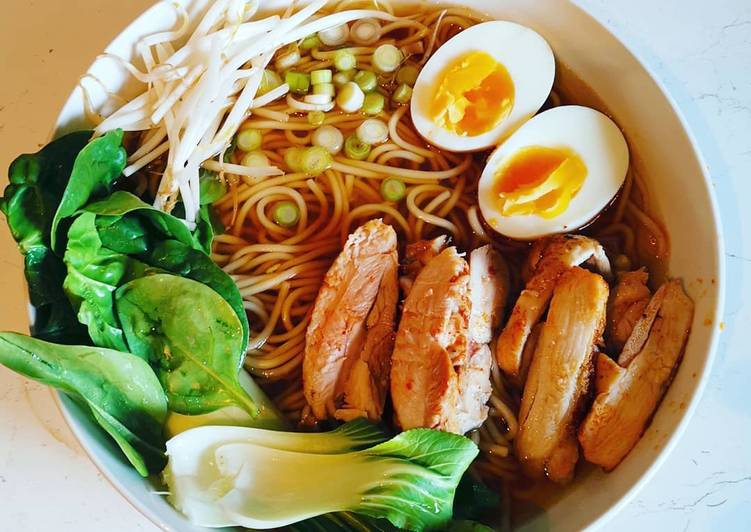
[411,20,555,152]
[477,105,630,240]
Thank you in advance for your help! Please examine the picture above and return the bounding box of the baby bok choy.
[163,421,479,531]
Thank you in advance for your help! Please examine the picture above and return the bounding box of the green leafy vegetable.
[82,190,195,248]
[51,129,127,252]
[193,203,224,255]
[0,332,167,476]
[164,371,287,437]
[63,212,152,352]
[139,239,247,349]
[0,131,92,343]
[452,474,501,522]
[66,191,247,351]
[115,274,256,416]
[198,169,227,205]
[163,423,478,531]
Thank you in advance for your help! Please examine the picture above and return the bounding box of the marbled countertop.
[0,0,749,530]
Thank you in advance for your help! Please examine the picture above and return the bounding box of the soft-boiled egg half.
[411,20,555,152]
[478,105,629,240]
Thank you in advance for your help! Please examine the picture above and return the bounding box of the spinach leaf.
[198,169,227,205]
[82,190,195,249]
[140,239,248,351]
[63,212,153,352]
[51,129,127,253]
[82,191,247,349]
[115,274,257,416]
[24,247,89,343]
[193,203,224,255]
[0,332,167,476]
[0,131,92,343]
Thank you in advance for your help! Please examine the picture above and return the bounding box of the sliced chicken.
[515,267,609,483]
[468,245,510,344]
[303,219,398,421]
[497,235,612,384]
[391,245,505,434]
[399,235,448,296]
[391,247,470,433]
[607,268,652,351]
[578,280,694,471]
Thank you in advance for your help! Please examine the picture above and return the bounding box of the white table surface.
[0,0,749,530]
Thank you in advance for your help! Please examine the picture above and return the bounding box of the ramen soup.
[0,1,693,530]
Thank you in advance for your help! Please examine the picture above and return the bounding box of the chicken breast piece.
[468,245,510,345]
[399,236,448,296]
[391,245,496,434]
[515,267,609,483]
[496,235,611,384]
[303,219,398,421]
[578,280,694,471]
[607,268,652,351]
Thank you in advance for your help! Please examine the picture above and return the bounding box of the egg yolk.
[430,51,514,136]
[493,146,587,219]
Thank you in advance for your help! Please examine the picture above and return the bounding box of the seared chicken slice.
[391,247,471,433]
[607,268,651,351]
[497,235,612,384]
[303,219,398,421]
[515,267,609,483]
[399,235,448,296]
[468,245,510,344]
[391,245,504,434]
[578,280,694,471]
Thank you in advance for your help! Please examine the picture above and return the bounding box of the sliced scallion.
[313,82,336,98]
[311,69,333,85]
[380,178,406,202]
[372,44,402,73]
[300,146,334,175]
[392,83,413,104]
[351,18,381,45]
[307,110,326,126]
[318,24,350,46]
[333,49,357,72]
[336,81,365,113]
[333,70,355,88]
[236,128,263,152]
[356,118,389,145]
[354,70,377,93]
[362,92,385,116]
[285,71,311,95]
[241,150,270,168]
[300,34,322,51]
[344,134,371,160]
[272,201,300,227]
[312,125,344,155]
[284,147,305,173]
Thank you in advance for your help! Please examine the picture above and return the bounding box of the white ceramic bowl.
[50,1,724,531]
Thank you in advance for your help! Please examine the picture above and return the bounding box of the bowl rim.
[47,1,726,531]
